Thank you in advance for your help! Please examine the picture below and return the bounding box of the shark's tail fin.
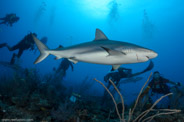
[32,35,49,64]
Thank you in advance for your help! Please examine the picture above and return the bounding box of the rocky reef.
[0,68,183,121]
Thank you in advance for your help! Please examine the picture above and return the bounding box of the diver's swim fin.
[142,60,154,73]
[130,60,154,77]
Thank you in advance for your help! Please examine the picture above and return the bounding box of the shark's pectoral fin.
[101,46,126,56]
[94,28,108,41]
[68,57,78,64]
[111,65,121,71]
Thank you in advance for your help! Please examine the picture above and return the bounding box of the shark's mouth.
[136,54,149,62]
[146,56,150,59]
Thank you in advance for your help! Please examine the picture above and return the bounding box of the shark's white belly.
[73,52,139,65]
[52,45,150,65]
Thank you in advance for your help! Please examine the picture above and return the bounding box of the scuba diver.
[0,13,20,27]
[53,58,74,77]
[0,32,37,64]
[102,60,154,104]
[104,67,132,90]
[143,71,180,95]
[142,9,154,40]
[108,0,119,22]
[140,71,181,108]
[104,60,154,88]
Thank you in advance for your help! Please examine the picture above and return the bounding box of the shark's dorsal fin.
[58,45,64,48]
[57,45,64,49]
[94,28,108,41]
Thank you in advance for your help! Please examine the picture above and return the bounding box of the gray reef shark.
[32,29,158,70]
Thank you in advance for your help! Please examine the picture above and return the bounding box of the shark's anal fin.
[94,28,108,41]
[68,57,78,64]
[100,46,126,56]
[111,65,121,71]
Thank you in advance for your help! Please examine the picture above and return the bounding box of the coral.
[0,67,67,121]
[94,73,181,122]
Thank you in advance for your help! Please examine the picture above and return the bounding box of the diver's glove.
[144,86,150,93]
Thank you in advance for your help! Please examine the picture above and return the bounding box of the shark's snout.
[147,51,158,59]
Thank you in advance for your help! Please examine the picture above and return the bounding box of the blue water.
[0,0,184,103]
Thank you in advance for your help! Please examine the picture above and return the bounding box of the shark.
[32,29,158,70]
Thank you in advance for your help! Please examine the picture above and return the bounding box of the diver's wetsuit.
[6,33,35,64]
[102,69,131,105]
[104,67,132,89]
[0,14,19,26]
[148,77,170,94]
[56,58,74,76]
